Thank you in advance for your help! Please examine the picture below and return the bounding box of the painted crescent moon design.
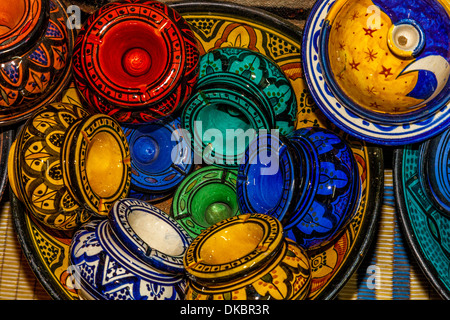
[401,55,450,105]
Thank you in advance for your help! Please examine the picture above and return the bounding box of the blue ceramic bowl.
[69,198,192,300]
[122,117,194,197]
[237,126,361,249]
[181,47,297,168]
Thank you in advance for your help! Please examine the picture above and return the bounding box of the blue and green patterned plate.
[394,147,450,299]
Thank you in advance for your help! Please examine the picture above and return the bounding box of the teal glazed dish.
[181,47,297,168]
[394,146,450,299]
[237,126,360,250]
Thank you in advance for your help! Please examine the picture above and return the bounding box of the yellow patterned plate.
[11,1,383,300]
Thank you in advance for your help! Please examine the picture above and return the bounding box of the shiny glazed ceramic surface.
[172,166,241,238]
[8,102,131,230]
[69,198,192,300]
[0,127,13,201]
[183,214,311,300]
[72,0,200,124]
[418,129,450,217]
[237,126,360,249]
[9,2,384,301]
[61,113,132,217]
[0,0,47,59]
[394,146,450,299]
[8,103,92,230]
[182,47,297,168]
[122,116,194,197]
[303,0,450,145]
[0,0,74,125]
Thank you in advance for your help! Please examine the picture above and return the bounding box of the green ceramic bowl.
[171,166,241,238]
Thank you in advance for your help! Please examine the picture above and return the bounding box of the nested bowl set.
[2,0,450,300]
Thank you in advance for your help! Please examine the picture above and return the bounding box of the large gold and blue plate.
[11,1,383,300]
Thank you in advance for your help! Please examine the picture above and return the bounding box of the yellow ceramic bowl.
[8,103,131,230]
[183,214,311,300]
[319,0,450,124]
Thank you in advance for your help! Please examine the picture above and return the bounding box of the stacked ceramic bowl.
[6,0,450,302]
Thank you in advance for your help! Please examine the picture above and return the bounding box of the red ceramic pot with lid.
[72,0,200,124]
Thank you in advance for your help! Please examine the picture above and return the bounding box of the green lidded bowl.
[172,166,241,238]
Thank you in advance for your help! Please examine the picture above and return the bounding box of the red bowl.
[72,0,200,124]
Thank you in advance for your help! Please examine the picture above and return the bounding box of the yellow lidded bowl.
[183,213,311,300]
